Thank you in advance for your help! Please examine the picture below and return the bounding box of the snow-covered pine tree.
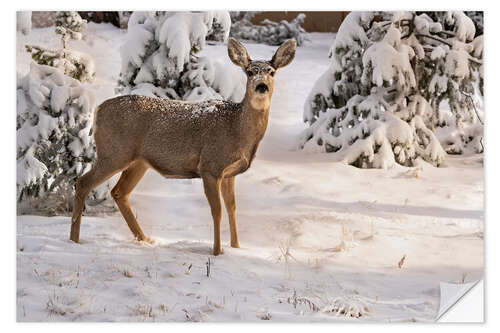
[17,63,108,214]
[55,11,87,49]
[26,11,95,83]
[206,13,233,42]
[118,11,245,102]
[229,12,307,46]
[298,11,483,168]
[419,12,484,154]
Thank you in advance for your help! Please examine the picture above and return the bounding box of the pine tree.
[55,11,87,49]
[118,11,244,102]
[26,11,95,83]
[17,63,108,214]
[298,11,483,168]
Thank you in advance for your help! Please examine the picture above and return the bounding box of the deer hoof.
[231,242,240,248]
[136,235,154,244]
[213,247,224,256]
[69,232,80,243]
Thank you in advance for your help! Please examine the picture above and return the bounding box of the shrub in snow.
[299,11,483,168]
[17,63,107,213]
[118,11,244,102]
[322,295,370,318]
[17,11,32,35]
[26,11,95,83]
[230,12,307,46]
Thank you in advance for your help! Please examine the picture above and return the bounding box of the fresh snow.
[17,23,483,322]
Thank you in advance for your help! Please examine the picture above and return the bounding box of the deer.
[70,38,296,255]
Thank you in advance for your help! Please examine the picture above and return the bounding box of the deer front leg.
[202,174,223,255]
[111,161,149,242]
[221,176,239,248]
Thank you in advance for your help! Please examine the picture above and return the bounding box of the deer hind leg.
[202,174,223,255]
[70,159,123,243]
[221,176,239,248]
[111,161,149,242]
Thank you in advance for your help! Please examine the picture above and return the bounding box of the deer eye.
[270,71,275,77]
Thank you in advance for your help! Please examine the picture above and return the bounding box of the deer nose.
[255,83,269,94]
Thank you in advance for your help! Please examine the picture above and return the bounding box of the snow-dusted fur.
[299,11,483,168]
[118,11,243,102]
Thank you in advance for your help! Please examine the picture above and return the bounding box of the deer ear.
[228,37,251,69]
[271,39,297,69]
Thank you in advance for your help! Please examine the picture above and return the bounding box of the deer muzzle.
[255,83,269,94]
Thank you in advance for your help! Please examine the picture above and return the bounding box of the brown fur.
[70,38,296,255]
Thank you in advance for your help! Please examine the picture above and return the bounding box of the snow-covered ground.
[16,23,484,322]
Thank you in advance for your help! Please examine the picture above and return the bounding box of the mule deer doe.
[70,38,296,255]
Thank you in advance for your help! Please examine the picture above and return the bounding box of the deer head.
[228,37,297,110]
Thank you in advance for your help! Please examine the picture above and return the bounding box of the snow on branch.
[17,64,108,212]
[118,11,244,102]
[25,11,95,83]
[230,12,308,46]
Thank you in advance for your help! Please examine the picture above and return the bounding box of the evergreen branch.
[468,56,482,65]
[415,33,452,47]
[437,30,456,38]
[459,90,483,125]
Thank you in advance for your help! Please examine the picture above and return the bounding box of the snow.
[471,35,483,59]
[120,16,153,69]
[17,11,32,35]
[208,59,246,102]
[430,45,446,60]
[17,25,483,322]
[445,43,471,80]
[362,26,416,90]
[445,11,476,42]
[17,147,48,189]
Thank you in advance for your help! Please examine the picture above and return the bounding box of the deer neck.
[240,95,270,143]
